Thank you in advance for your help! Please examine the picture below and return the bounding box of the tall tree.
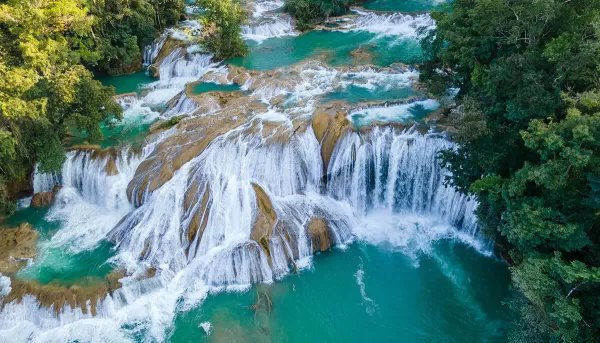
[420,0,600,341]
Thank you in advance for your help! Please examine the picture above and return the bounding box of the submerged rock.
[0,223,38,274]
[2,270,124,316]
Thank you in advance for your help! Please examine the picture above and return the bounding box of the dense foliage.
[86,0,185,74]
[198,0,247,59]
[421,0,600,341]
[0,0,121,213]
[0,0,186,214]
[284,0,362,30]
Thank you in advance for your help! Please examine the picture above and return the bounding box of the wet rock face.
[2,270,125,316]
[126,101,259,206]
[312,102,353,173]
[0,223,38,275]
[30,191,55,208]
[307,218,333,253]
[250,183,278,257]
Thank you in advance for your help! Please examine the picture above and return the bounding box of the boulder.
[312,102,353,173]
[30,191,55,208]
[307,218,333,253]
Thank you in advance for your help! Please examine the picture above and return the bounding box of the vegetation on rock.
[0,0,187,215]
[420,0,600,341]
[198,0,247,59]
[86,0,185,75]
[284,0,363,30]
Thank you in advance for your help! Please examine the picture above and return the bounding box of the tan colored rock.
[2,270,124,316]
[307,218,333,253]
[250,184,277,258]
[0,223,38,274]
[127,105,254,205]
[350,47,373,65]
[30,192,55,208]
[312,102,353,173]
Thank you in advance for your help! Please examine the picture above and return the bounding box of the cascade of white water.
[32,149,143,252]
[157,49,213,82]
[327,126,478,236]
[162,92,200,118]
[32,165,61,194]
[251,0,285,18]
[143,34,168,66]
[344,10,435,38]
[108,128,346,274]
[242,16,296,42]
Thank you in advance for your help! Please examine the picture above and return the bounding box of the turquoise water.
[5,206,117,286]
[17,240,116,286]
[69,118,153,149]
[3,207,58,239]
[364,0,451,12]
[230,31,423,70]
[168,243,509,342]
[191,82,242,94]
[324,84,416,104]
[97,71,155,95]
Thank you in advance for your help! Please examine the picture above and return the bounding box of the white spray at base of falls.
[43,149,142,253]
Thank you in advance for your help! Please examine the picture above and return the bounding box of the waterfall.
[7,124,486,341]
[143,34,168,66]
[30,149,142,252]
[327,127,478,235]
[32,165,61,194]
[162,92,200,118]
[157,49,213,82]
[242,16,296,42]
[344,10,435,38]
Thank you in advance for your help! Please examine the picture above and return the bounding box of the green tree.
[0,0,121,213]
[84,0,185,75]
[284,0,362,30]
[198,0,247,60]
[421,0,600,341]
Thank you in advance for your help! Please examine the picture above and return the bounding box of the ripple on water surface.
[168,243,510,342]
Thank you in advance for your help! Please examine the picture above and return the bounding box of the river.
[0,0,510,342]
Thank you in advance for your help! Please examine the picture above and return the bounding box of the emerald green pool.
[191,82,242,94]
